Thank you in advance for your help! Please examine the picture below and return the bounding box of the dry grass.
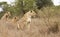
[0,17,60,37]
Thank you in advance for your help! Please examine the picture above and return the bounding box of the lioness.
[17,10,36,30]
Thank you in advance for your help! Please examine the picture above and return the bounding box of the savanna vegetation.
[0,0,60,37]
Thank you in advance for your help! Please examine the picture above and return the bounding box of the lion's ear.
[30,10,33,13]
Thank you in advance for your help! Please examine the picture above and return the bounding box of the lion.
[1,12,11,21]
[11,16,19,23]
[17,10,36,30]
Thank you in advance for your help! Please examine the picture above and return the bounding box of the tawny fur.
[17,10,36,30]
[12,16,19,23]
[1,12,11,21]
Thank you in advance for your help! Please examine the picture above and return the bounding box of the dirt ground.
[0,17,60,37]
